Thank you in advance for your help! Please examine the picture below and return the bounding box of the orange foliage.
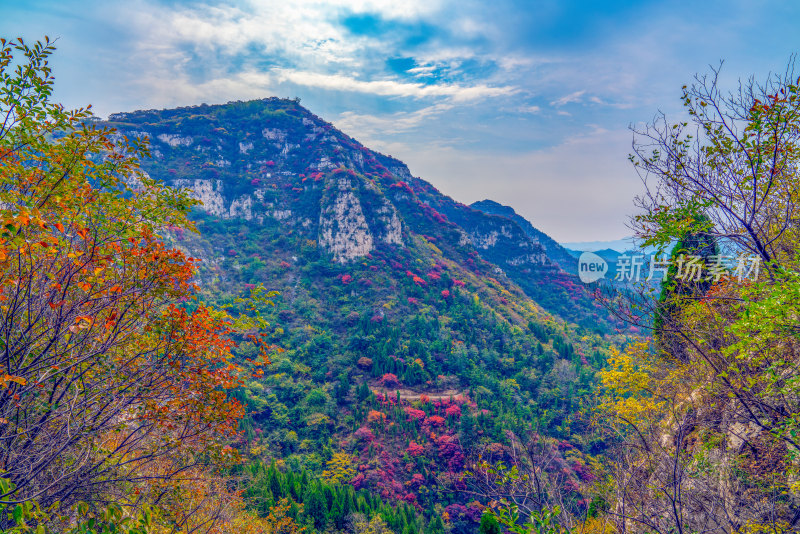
[368,410,387,424]
[0,38,276,522]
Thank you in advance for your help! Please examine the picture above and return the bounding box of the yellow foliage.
[577,516,617,534]
[305,412,331,427]
[263,499,305,534]
[140,467,272,534]
[321,452,356,485]
[736,522,792,534]
[350,514,394,534]
[0,373,26,388]
[598,342,664,429]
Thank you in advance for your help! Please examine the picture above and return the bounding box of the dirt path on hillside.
[369,385,465,401]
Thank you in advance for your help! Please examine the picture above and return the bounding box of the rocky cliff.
[470,199,578,274]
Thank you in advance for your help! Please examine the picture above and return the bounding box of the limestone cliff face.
[405,180,556,273]
[104,99,548,273]
[376,203,403,246]
[471,200,577,273]
[170,170,404,262]
[318,175,403,262]
[108,99,413,263]
[461,220,552,272]
[318,177,374,262]
[173,179,226,217]
[108,101,561,276]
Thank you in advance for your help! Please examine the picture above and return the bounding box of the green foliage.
[653,213,719,356]
[479,512,501,534]
[93,56,621,531]
[427,516,445,534]
[489,504,568,534]
[0,478,153,534]
[241,463,423,534]
[602,59,800,532]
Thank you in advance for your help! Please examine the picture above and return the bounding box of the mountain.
[102,98,619,526]
[106,98,612,331]
[470,199,578,273]
[561,237,637,253]
[466,199,610,324]
[565,247,624,281]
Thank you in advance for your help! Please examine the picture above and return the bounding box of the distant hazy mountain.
[561,237,637,253]
[565,248,623,262]
[565,247,623,280]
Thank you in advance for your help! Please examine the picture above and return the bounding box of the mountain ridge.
[105,97,609,330]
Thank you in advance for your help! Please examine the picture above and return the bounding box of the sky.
[2,0,799,242]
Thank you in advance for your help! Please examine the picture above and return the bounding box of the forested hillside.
[100,94,620,530]
[103,96,618,333]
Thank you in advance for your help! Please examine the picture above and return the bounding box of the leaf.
[1,374,27,388]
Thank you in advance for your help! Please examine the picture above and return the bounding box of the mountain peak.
[471,199,515,216]
[470,200,576,272]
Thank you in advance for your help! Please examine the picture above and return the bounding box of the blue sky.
[2,0,799,241]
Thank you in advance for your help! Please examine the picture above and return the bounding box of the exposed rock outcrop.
[319,177,375,262]
[103,97,605,327]
[318,175,403,262]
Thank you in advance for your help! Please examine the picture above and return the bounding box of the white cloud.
[517,105,541,114]
[407,65,438,77]
[273,69,515,100]
[411,47,480,65]
[334,103,454,140]
[281,0,446,20]
[550,90,586,107]
[130,1,364,68]
[450,16,491,38]
[126,0,449,70]
[109,0,516,111]
[496,54,561,72]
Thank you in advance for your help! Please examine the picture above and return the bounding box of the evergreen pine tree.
[329,494,346,530]
[304,485,329,530]
[428,515,445,534]
[479,513,501,534]
[459,411,478,449]
[654,213,719,360]
[268,462,283,500]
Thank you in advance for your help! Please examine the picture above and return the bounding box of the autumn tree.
[321,452,356,485]
[598,60,800,532]
[464,433,583,532]
[0,37,273,531]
